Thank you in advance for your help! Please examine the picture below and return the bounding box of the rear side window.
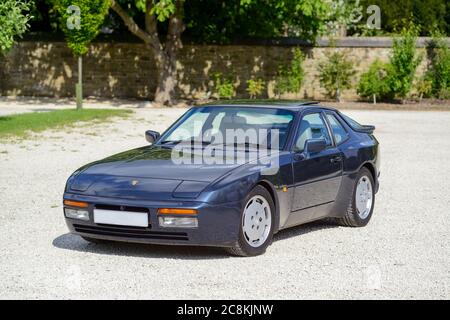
[326,113,349,144]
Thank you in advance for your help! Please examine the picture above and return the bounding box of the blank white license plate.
[93,209,148,227]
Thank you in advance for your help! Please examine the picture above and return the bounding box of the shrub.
[425,35,450,99]
[386,26,422,101]
[357,60,390,104]
[213,73,236,99]
[438,88,450,100]
[318,51,356,102]
[415,76,433,101]
[274,48,305,96]
[246,78,266,99]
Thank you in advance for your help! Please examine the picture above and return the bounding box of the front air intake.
[74,224,189,241]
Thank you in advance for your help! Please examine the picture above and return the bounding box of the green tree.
[108,0,186,105]
[108,0,341,105]
[51,0,110,109]
[325,0,363,36]
[0,0,32,55]
[42,0,355,105]
[357,60,390,104]
[52,0,110,56]
[386,26,422,101]
[358,0,449,36]
[318,51,356,102]
[239,0,334,41]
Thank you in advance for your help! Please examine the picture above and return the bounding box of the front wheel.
[336,167,375,227]
[226,185,275,257]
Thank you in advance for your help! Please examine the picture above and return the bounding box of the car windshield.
[158,106,295,150]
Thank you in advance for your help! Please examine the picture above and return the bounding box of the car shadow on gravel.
[53,220,337,259]
[273,220,339,242]
[52,233,230,260]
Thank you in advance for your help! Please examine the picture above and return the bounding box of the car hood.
[66,145,259,200]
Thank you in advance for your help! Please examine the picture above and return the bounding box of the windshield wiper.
[159,140,181,145]
[160,140,212,146]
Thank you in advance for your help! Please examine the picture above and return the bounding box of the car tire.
[226,185,275,257]
[81,236,109,244]
[336,167,375,227]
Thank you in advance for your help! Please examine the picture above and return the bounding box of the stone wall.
[0,37,446,101]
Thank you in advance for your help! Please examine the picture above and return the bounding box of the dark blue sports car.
[63,101,380,256]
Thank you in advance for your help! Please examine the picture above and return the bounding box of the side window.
[294,113,332,152]
[326,113,349,145]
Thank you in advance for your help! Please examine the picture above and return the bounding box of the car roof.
[194,100,338,112]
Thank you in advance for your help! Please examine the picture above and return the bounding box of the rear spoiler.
[355,125,376,134]
[337,111,375,134]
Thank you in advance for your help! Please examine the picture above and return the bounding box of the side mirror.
[305,138,327,154]
[145,130,160,144]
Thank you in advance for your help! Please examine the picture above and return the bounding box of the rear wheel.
[336,167,375,227]
[226,185,275,257]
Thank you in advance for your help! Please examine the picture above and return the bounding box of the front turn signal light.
[63,200,89,208]
[157,208,198,215]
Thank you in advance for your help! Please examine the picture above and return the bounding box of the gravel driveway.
[0,107,449,299]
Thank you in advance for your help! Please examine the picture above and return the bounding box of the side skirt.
[280,201,335,230]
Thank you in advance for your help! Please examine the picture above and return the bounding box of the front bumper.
[63,193,241,247]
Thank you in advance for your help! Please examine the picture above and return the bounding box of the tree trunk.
[110,0,185,106]
[336,87,341,102]
[373,94,377,105]
[76,56,83,109]
[154,57,177,105]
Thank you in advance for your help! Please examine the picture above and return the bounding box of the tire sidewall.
[237,186,275,256]
[352,167,375,226]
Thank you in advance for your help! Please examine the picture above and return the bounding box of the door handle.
[330,156,342,163]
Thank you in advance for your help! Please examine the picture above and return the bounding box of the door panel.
[292,148,343,211]
[290,111,343,212]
